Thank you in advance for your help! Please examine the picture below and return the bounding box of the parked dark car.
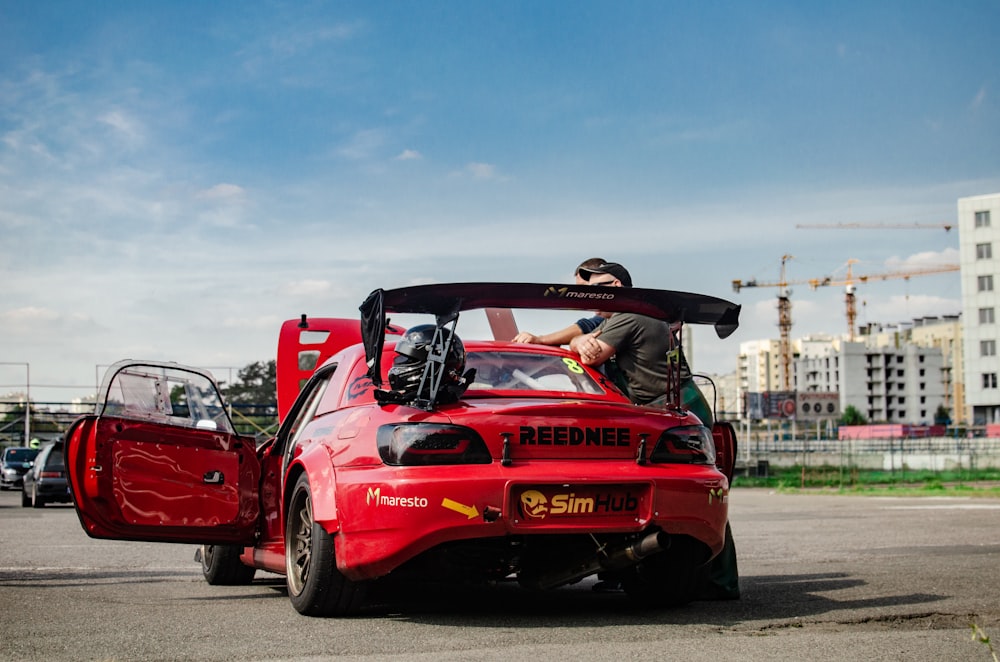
[22,441,71,508]
[1,446,39,490]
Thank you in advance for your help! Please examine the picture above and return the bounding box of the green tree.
[839,404,867,426]
[933,404,951,426]
[224,360,278,405]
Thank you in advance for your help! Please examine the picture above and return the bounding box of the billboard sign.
[743,391,840,421]
[796,392,841,421]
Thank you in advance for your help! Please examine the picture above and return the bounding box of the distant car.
[66,282,741,616]
[1,446,39,490]
[22,440,71,508]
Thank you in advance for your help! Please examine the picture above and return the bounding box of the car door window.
[281,371,332,464]
[98,362,234,433]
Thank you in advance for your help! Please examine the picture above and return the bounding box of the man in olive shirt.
[570,260,738,600]
[570,262,696,408]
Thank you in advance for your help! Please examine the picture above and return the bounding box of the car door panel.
[67,360,262,545]
[68,414,260,544]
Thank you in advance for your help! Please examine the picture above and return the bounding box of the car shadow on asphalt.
[345,572,945,627]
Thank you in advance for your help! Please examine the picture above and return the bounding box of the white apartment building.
[960,192,1000,425]
[909,315,964,424]
[737,338,792,395]
[792,332,946,424]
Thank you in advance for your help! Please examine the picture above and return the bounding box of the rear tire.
[21,488,31,507]
[200,545,256,585]
[285,474,365,616]
[31,486,44,508]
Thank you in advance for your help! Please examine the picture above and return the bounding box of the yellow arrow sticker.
[442,498,479,520]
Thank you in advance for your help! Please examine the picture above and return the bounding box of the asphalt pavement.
[1,488,998,661]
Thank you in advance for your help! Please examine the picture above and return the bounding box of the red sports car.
[65,282,740,616]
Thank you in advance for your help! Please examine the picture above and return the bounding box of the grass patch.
[735,465,1000,497]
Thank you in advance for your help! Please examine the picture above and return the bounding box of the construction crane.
[732,254,796,391]
[806,259,961,341]
[796,222,953,231]
[732,257,961,384]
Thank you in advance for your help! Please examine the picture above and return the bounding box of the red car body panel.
[275,316,404,421]
[65,413,260,544]
[66,281,741,612]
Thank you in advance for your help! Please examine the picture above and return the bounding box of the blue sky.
[2,1,997,402]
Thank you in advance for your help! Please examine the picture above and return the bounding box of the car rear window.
[465,351,604,394]
[44,447,65,470]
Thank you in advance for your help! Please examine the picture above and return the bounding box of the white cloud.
[198,183,246,200]
[99,109,144,147]
[882,247,960,271]
[971,84,987,110]
[221,314,284,330]
[395,149,422,161]
[278,279,333,297]
[337,129,386,160]
[456,162,502,180]
[1,306,61,325]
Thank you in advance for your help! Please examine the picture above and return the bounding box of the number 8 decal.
[562,357,584,374]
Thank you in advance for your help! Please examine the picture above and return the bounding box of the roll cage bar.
[359,282,741,410]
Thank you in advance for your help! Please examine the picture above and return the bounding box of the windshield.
[465,351,604,394]
[2,448,39,464]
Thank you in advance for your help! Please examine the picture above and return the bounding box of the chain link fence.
[0,402,279,450]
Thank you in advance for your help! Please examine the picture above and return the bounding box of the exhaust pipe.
[520,530,670,591]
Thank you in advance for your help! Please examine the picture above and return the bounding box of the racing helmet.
[387,324,467,402]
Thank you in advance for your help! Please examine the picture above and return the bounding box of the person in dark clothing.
[570,261,740,600]
[511,257,607,346]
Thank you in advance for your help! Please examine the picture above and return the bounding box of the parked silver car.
[1,446,39,490]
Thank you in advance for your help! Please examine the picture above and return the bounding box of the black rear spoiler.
[360,282,740,387]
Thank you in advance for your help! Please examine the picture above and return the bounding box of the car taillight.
[649,425,717,465]
[40,471,62,478]
[377,424,492,466]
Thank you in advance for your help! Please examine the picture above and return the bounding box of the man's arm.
[512,323,581,346]
[512,315,602,346]
[569,330,616,366]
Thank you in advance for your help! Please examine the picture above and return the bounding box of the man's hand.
[571,329,609,365]
[511,332,540,344]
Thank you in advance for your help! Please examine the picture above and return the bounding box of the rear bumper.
[324,461,729,580]
[35,480,72,502]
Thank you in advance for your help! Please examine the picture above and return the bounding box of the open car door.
[66,361,260,545]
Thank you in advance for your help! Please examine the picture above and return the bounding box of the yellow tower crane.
[806,260,961,341]
[732,254,798,391]
[732,258,962,385]
[795,222,953,231]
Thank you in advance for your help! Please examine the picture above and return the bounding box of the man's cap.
[578,262,632,287]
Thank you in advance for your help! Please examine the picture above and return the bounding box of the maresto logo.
[366,487,428,509]
[544,286,615,300]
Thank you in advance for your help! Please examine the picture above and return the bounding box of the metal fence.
[5,403,999,474]
[0,403,279,448]
[738,436,1000,473]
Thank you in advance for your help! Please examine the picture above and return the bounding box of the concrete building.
[792,332,947,424]
[702,371,740,421]
[959,192,1000,426]
[737,338,793,395]
[909,315,964,425]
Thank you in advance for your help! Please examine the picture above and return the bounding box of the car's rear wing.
[359,282,741,402]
